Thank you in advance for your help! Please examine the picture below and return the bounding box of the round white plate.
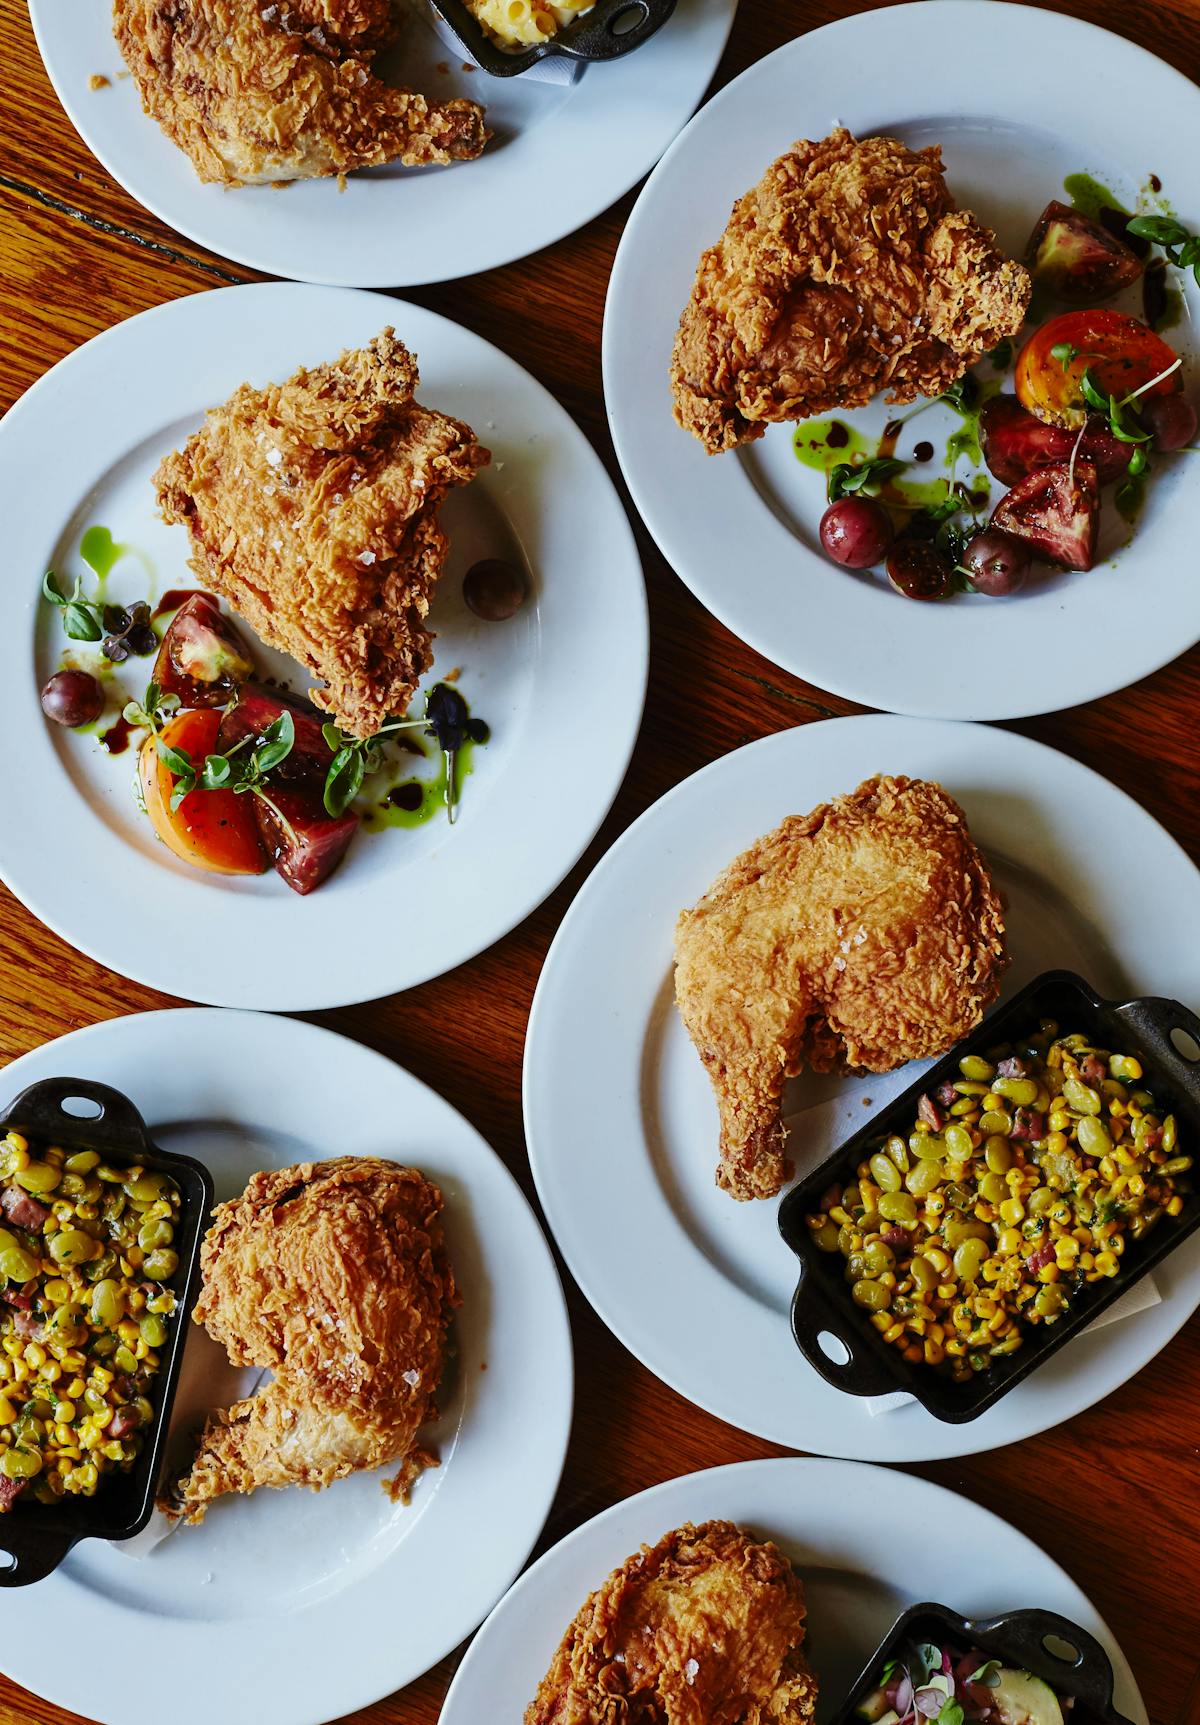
[604,2,1200,720]
[28,0,736,287]
[0,281,646,1009]
[0,1009,573,1725]
[523,714,1200,1460]
[441,1457,1148,1723]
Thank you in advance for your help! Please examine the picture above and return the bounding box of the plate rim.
[522,713,1200,1460]
[439,1454,1148,1725]
[0,280,649,1010]
[602,0,1200,721]
[0,1005,575,1725]
[26,0,739,288]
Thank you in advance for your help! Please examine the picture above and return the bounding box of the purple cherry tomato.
[820,498,893,569]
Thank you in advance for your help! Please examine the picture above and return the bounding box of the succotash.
[0,1131,181,1507]
[806,1024,1191,1381]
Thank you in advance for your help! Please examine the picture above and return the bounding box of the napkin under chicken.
[168,1158,457,1522]
[154,328,490,739]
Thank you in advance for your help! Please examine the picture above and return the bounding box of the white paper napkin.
[427,3,582,84]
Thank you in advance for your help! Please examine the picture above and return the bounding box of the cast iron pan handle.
[556,0,676,60]
[0,1526,79,1588]
[0,1078,154,1159]
[790,1264,903,1398]
[967,1609,1122,1715]
[1111,994,1200,1093]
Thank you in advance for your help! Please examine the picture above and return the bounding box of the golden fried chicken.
[113,0,488,184]
[674,776,1006,1201]
[670,129,1031,454]
[169,1158,457,1523]
[526,1520,818,1725]
[154,328,490,739]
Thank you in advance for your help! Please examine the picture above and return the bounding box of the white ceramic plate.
[0,1008,573,1725]
[441,1456,1148,1723]
[604,1,1200,720]
[0,281,646,1009]
[523,714,1200,1460]
[28,0,736,286]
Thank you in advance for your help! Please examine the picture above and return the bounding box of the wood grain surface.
[2,0,1199,1721]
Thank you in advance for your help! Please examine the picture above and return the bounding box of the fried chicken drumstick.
[155,328,489,739]
[168,1158,456,1523]
[674,776,1006,1201]
[525,1520,819,1725]
[114,0,488,185]
[671,129,1031,454]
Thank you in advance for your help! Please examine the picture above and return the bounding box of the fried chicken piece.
[113,0,488,185]
[674,776,1006,1200]
[527,1520,818,1725]
[670,129,1031,454]
[154,328,490,739]
[168,1158,457,1523]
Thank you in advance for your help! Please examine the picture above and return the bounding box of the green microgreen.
[828,456,906,502]
[1126,214,1200,286]
[42,570,104,643]
[937,374,979,413]
[965,1662,1002,1688]
[320,716,418,819]
[158,709,295,815]
[122,680,180,736]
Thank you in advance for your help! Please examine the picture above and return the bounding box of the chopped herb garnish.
[828,455,906,502]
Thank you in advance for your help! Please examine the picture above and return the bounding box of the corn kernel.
[90,1366,113,1389]
[65,1377,85,1400]
[871,1311,891,1332]
[1048,1114,1069,1135]
[981,1260,1002,1282]
[101,1440,125,1462]
[22,1343,46,1370]
[924,1194,945,1217]
[1094,1250,1119,1276]
[937,1283,955,1300]
[1168,1195,1184,1217]
[884,1321,904,1343]
[1037,1263,1061,1283]
[6,1132,29,1154]
[997,1228,1022,1255]
[923,1339,944,1365]
[0,1396,16,1425]
[944,1338,966,1356]
[998,1197,1025,1225]
[1004,1168,1023,1189]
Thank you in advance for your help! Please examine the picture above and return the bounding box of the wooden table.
[3,1,1199,1720]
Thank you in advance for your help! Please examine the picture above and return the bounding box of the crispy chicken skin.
[154,329,490,739]
[113,0,488,185]
[525,1520,818,1725]
[169,1158,457,1523]
[670,129,1031,454]
[674,776,1006,1201]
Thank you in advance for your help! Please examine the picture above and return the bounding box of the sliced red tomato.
[990,461,1101,571]
[139,708,266,876]
[1016,310,1180,429]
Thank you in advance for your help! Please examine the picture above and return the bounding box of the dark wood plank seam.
[0,174,243,283]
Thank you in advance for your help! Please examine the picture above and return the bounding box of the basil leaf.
[63,601,103,641]
[321,721,345,752]
[1050,340,1077,370]
[255,709,296,775]
[937,1702,964,1725]
[156,738,195,778]
[201,755,232,787]
[1080,370,1110,412]
[42,571,68,606]
[169,777,196,813]
[1127,445,1148,476]
[1126,214,1189,246]
[323,746,364,818]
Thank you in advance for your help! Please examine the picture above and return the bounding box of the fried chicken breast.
[113,0,488,185]
[154,328,490,739]
[168,1158,457,1523]
[670,129,1031,454]
[674,776,1006,1200]
[526,1521,818,1725]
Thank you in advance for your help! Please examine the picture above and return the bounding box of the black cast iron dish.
[829,1602,1138,1725]
[778,969,1200,1423]
[431,0,676,78]
[0,1078,212,1585]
